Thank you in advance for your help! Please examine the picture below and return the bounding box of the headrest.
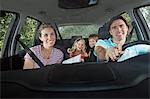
[34,38,41,46]
[98,25,111,39]
[71,36,82,45]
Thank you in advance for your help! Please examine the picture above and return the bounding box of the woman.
[23,23,64,69]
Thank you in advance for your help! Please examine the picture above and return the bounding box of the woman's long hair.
[67,38,86,53]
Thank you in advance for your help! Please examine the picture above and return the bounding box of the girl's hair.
[67,38,86,53]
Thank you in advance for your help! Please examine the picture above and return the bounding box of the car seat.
[98,23,111,39]
[86,24,110,62]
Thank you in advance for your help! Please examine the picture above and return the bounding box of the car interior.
[1,0,150,98]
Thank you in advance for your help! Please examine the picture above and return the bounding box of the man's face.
[109,19,128,41]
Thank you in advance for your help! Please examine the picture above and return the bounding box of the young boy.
[88,34,99,49]
[88,34,99,62]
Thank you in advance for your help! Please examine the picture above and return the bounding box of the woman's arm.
[23,59,34,69]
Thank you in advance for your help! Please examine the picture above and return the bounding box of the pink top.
[24,45,64,68]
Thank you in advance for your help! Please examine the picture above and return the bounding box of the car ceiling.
[1,0,150,25]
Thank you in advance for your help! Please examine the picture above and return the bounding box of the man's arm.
[95,46,106,61]
[95,45,122,62]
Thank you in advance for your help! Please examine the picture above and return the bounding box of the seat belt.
[16,34,45,68]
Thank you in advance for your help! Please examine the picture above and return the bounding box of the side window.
[17,17,39,51]
[121,13,138,42]
[0,12,16,57]
[58,24,99,39]
[139,6,150,30]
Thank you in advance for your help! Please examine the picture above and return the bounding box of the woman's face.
[39,27,56,48]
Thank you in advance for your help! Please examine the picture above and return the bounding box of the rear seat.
[70,36,97,62]
[70,36,82,46]
[86,25,110,62]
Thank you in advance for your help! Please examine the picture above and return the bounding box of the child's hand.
[67,48,74,53]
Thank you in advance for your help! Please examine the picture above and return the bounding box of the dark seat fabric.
[85,48,97,62]
[70,36,82,46]
[0,54,24,71]
[98,25,111,39]
[54,45,69,60]
[89,48,97,62]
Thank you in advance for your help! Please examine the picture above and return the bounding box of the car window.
[17,17,39,51]
[139,6,150,30]
[0,12,16,58]
[58,24,99,39]
[121,13,138,42]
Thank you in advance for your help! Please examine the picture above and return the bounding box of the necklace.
[41,46,53,65]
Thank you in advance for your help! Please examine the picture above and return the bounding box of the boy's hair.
[108,16,129,30]
[88,34,99,41]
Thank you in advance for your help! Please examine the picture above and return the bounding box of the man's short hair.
[88,34,99,41]
[108,16,129,30]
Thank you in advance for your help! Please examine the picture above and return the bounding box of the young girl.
[67,38,88,61]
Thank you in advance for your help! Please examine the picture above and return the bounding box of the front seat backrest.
[98,25,111,39]
[70,36,82,46]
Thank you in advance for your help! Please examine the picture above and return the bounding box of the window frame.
[0,11,20,58]
[9,15,41,56]
[15,16,41,52]
[133,5,150,40]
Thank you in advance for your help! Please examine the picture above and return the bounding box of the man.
[95,16,150,62]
